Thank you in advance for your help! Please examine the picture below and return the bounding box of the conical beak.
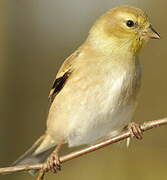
[147,25,160,39]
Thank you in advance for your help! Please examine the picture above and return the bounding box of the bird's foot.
[43,152,61,173]
[128,122,143,140]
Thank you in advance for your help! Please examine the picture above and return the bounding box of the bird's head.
[88,6,160,54]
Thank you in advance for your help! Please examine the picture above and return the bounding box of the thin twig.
[0,117,167,176]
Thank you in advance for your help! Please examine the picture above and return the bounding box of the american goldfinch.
[13,5,160,173]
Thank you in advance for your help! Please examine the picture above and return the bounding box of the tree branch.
[0,117,167,175]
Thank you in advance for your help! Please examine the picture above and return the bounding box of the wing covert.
[48,71,71,104]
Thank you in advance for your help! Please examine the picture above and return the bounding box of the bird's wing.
[48,49,80,105]
[48,71,71,104]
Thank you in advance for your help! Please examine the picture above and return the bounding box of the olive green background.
[0,0,166,180]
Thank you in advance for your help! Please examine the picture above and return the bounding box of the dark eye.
[126,20,135,27]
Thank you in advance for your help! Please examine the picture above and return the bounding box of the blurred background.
[0,0,166,180]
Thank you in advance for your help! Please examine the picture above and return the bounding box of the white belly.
[47,62,140,147]
[67,102,136,147]
[66,73,137,147]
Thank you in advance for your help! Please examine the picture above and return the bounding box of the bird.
[13,5,160,173]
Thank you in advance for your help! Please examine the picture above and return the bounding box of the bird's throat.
[130,36,146,54]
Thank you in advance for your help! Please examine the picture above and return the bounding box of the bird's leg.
[43,142,63,173]
[128,122,143,140]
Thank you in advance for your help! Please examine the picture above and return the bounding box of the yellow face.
[93,6,160,53]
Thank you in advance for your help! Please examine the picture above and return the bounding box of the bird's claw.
[43,153,62,174]
[128,122,143,140]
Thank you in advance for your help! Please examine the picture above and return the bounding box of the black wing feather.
[49,71,70,104]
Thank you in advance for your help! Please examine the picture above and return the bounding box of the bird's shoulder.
[48,48,81,104]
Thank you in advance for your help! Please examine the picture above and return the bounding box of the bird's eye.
[126,20,135,27]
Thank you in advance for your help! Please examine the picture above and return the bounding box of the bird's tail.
[12,133,56,174]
